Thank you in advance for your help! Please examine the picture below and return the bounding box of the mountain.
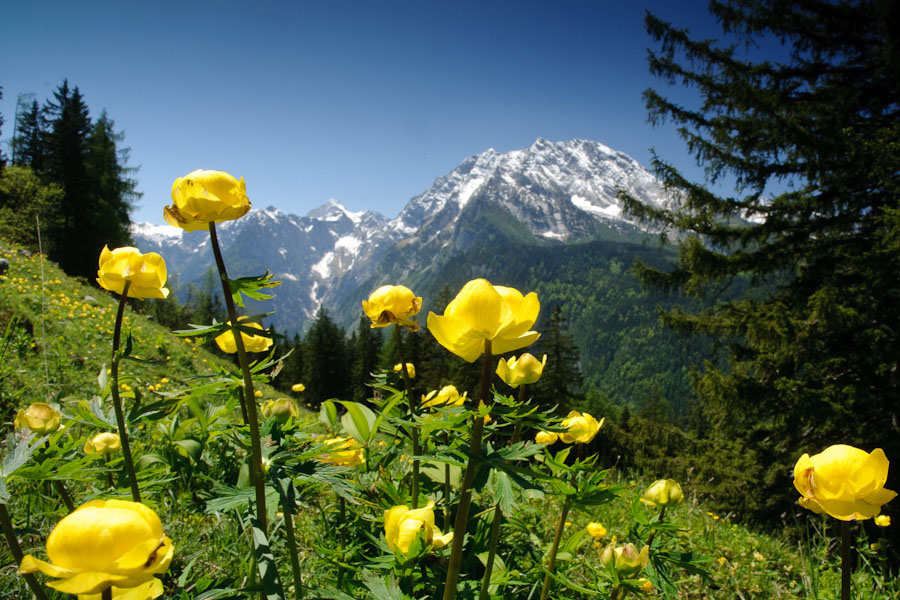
[132,138,673,333]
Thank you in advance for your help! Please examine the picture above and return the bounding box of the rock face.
[132,138,672,333]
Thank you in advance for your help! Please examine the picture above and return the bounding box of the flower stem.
[209,222,268,534]
[841,520,851,600]
[42,441,75,512]
[645,506,666,549]
[443,432,452,531]
[442,340,493,600]
[0,503,50,600]
[478,504,503,600]
[111,281,141,503]
[282,503,303,600]
[539,494,573,600]
[102,587,113,600]
[509,386,526,445]
[394,327,420,508]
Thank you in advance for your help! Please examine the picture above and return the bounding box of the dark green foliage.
[6,81,136,281]
[622,0,900,520]
[533,304,584,411]
[348,317,383,403]
[0,166,63,252]
[0,87,5,169]
[303,307,350,406]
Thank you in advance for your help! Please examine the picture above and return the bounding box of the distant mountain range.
[132,138,672,333]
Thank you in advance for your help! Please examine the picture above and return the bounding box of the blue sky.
[1,1,723,225]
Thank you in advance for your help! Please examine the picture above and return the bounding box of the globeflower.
[318,437,365,467]
[642,478,685,507]
[83,432,122,455]
[875,514,891,527]
[14,403,62,434]
[384,501,453,554]
[18,499,173,595]
[393,363,415,378]
[559,411,603,444]
[97,246,169,299]
[599,542,649,576]
[793,444,896,520]
[260,398,301,423]
[422,385,467,409]
[427,278,540,362]
[586,522,607,540]
[165,169,251,232]
[291,383,306,393]
[535,431,559,445]
[496,353,547,388]
[362,285,422,331]
[214,317,273,354]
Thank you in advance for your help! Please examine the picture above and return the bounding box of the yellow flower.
[96,246,169,299]
[384,501,452,554]
[599,542,649,576]
[77,578,164,600]
[793,444,897,520]
[642,479,685,507]
[875,514,891,527]
[260,398,301,423]
[427,278,540,362]
[214,317,273,354]
[318,437,365,467]
[637,578,654,593]
[422,385,467,408]
[83,433,122,455]
[586,522,607,540]
[18,499,173,595]
[535,431,558,445]
[496,353,547,388]
[165,169,251,232]
[559,411,603,444]
[393,363,415,378]
[291,383,306,393]
[362,285,422,331]
[14,403,62,434]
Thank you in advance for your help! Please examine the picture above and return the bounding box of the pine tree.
[84,111,137,251]
[349,316,383,403]
[302,308,350,406]
[533,304,584,411]
[0,87,5,170]
[11,96,44,170]
[623,0,900,517]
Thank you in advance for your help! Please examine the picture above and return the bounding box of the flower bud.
[875,514,891,527]
[83,432,122,455]
[261,398,301,423]
[535,431,558,445]
[496,353,547,388]
[14,403,62,434]
[642,478,684,507]
[422,385,467,408]
[599,543,649,576]
[393,363,415,379]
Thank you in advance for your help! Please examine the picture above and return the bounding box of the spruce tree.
[302,308,350,406]
[0,87,5,170]
[11,97,44,170]
[623,0,900,517]
[533,304,584,411]
[349,316,383,403]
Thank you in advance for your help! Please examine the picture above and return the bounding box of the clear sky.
[1,0,723,226]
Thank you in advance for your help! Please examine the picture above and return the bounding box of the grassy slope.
[1,241,896,599]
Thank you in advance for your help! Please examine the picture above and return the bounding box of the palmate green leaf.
[204,484,256,513]
[0,432,48,500]
[249,517,286,600]
[361,571,411,600]
[172,320,229,337]
[319,400,340,431]
[337,400,377,443]
[228,271,281,307]
[127,394,182,423]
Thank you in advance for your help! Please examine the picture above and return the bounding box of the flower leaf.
[228,271,281,308]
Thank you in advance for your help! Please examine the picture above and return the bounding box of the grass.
[0,239,897,599]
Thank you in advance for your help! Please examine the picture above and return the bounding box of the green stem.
[337,496,346,590]
[0,503,51,600]
[104,453,114,489]
[509,385,526,445]
[478,505,503,600]
[209,222,267,534]
[282,503,303,600]
[539,494,574,600]
[442,340,493,600]
[841,520,851,600]
[43,441,75,512]
[102,587,113,600]
[645,506,666,549]
[394,327,420,508]
[444,432,452,531]
[111,281,141,503]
